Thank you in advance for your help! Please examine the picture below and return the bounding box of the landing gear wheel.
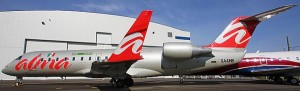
[290,78,298,85]
[14,82,23,87]
[125,78,134,87]
[116,79,125,88]
[287,77,292,83]
[268,76,274,80]
[110,78,117,87]
[274,77,283,83]
[180,78,184,83]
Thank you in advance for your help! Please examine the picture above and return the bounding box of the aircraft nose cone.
[2,66,9,75]
[1,68,6,74]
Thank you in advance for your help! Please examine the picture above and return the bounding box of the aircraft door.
[259,55,267,65]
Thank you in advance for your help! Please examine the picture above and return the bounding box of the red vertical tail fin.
[206,5,296,50]
[108,10,153,62]
[208,16,260,48]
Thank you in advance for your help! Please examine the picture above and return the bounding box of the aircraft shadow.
[2,79,297,91]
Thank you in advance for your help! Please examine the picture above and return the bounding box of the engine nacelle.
[163,42,212,59]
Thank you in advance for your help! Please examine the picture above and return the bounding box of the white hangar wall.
[0,11,190,80]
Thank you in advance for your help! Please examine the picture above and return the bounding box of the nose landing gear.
[179,75,186,83]
[14,76,23,87]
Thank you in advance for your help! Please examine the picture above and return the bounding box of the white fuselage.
[245,51,300,62]
[2,47,245,78]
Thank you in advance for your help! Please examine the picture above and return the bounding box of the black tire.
[268,76,274,80]
[116,79,125,88]
[125,78,134,87]
[180,79,184,83]
[15,82,20,86]
[274,77,283,83]
[287,77,292,83]
[290,78,298,85]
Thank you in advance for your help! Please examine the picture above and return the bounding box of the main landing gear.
[110,78,134,87]
[273,76,284,83]
[286,77,299,85]
[269,76,299,85]
[14,76,23,87]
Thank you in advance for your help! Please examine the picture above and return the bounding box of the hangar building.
[0,11,190,79]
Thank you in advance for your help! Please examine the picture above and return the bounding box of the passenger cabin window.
[105,56,108,59]
[72,57,75,61]
[81,57,84,61]
[246,59,249,62]
[40,58,44,61]
[287,57,290,60]
[56,57,59,61]
[253,58,257,62]
[279,58,282,61]
[97,57,100,61]
[89,57,91,61]
[48,58,51,61]
[65,57,68,61]
[296,57,299,60]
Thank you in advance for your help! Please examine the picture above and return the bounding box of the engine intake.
[163,42,212,59]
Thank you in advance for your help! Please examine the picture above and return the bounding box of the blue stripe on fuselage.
[223,66,292,75]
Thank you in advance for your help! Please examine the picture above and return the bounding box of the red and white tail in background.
[108,10,153,62]
[206,4,296,50]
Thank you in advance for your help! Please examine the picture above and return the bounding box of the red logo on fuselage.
[15,54,72,71]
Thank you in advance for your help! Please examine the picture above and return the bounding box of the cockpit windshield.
[15,56,22,60]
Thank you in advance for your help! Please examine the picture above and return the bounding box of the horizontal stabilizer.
[241,4,297,22]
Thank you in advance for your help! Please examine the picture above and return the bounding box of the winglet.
[108,10,153,62]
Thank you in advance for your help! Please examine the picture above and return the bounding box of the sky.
[0,0,299,52]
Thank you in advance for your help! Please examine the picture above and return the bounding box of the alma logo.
[114,32,144,55]
[15,53,71,71]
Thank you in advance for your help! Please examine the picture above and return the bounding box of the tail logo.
[215,20,250,45]
[114,32,144,55]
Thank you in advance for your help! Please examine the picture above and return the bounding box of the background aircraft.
[2,5,296,87]
[196,51,300,85]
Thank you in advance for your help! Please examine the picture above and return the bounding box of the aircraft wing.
[90,10,153,79]
[251,66,300,76]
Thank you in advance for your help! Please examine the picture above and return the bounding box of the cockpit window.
[15,56,22,60]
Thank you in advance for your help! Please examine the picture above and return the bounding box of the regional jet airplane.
[2,4,296,87]
[197,51,300,85]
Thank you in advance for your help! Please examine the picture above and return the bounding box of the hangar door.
[25,41,67,53]
[96,32,111,44]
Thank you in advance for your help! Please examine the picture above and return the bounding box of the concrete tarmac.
[0,78,300,91]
